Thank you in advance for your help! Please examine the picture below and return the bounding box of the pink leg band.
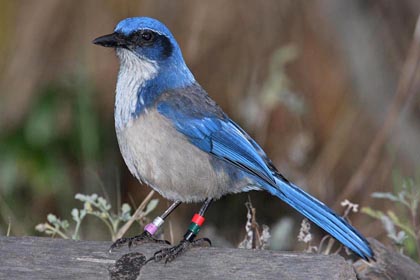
[144,223,158,235]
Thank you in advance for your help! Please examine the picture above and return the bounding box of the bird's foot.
[109,231,170,253]
[148,238,211,263]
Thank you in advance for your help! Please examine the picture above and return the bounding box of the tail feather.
[268,177,373,260]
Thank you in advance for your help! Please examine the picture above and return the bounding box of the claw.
[148,238,211,263]
[109,231,170,253]
[191,237,212,247]
[109,237,130,253]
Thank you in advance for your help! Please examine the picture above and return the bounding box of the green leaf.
[79,209,87,219]
[75,193,86,201]
[387,211,416,238]
[361,207,384,219]
[371,192,399,202]
[144,199,159,216]
[121,203,131,214]
[35,223,47,232]
[60,220,69,229]
[47,214,57,223]
[71,208,79,221]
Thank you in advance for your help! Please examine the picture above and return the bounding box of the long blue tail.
[266,176,373,260]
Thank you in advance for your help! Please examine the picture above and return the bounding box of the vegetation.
[35,192,159,241]
[363,174,420,261]
[0,1,419,264]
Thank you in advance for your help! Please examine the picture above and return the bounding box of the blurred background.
[0,0,419,257]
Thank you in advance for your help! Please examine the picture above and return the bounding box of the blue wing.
[156,84,373,260]
[156,84,275,185]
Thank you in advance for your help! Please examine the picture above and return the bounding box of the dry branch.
[0,236,356,280]
[354,238,420,280]
[2,236,419,279]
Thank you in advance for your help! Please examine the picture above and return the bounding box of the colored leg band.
[144,223,158,235]
[188,222,201,234]
[144,216,164,235]
[184,213,205,242]
[191,214,205,226]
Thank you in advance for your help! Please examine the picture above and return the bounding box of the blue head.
[93,17,195,127]
[114,17,183,64]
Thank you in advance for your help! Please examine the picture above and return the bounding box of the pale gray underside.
[116,110,258,202]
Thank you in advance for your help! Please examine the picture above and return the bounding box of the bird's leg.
[150,198,213,263]
[109,200,181,252]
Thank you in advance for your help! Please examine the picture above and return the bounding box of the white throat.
[115,48,159,130]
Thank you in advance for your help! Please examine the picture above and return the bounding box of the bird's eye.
[141,31,154,42]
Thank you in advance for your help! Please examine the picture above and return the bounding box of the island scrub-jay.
[93,17,373,262]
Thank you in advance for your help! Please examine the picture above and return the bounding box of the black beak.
[92,32,125,48]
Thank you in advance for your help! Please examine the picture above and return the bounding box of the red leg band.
[192,214,205,226]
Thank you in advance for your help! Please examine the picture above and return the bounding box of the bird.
[93,16,373,263]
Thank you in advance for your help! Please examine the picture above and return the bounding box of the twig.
[410,201,420,261]
[0,192,25,235]
[114,190,155,240]
[6,218,11,237]
[167,201,174,244]
[336,15,420,206]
